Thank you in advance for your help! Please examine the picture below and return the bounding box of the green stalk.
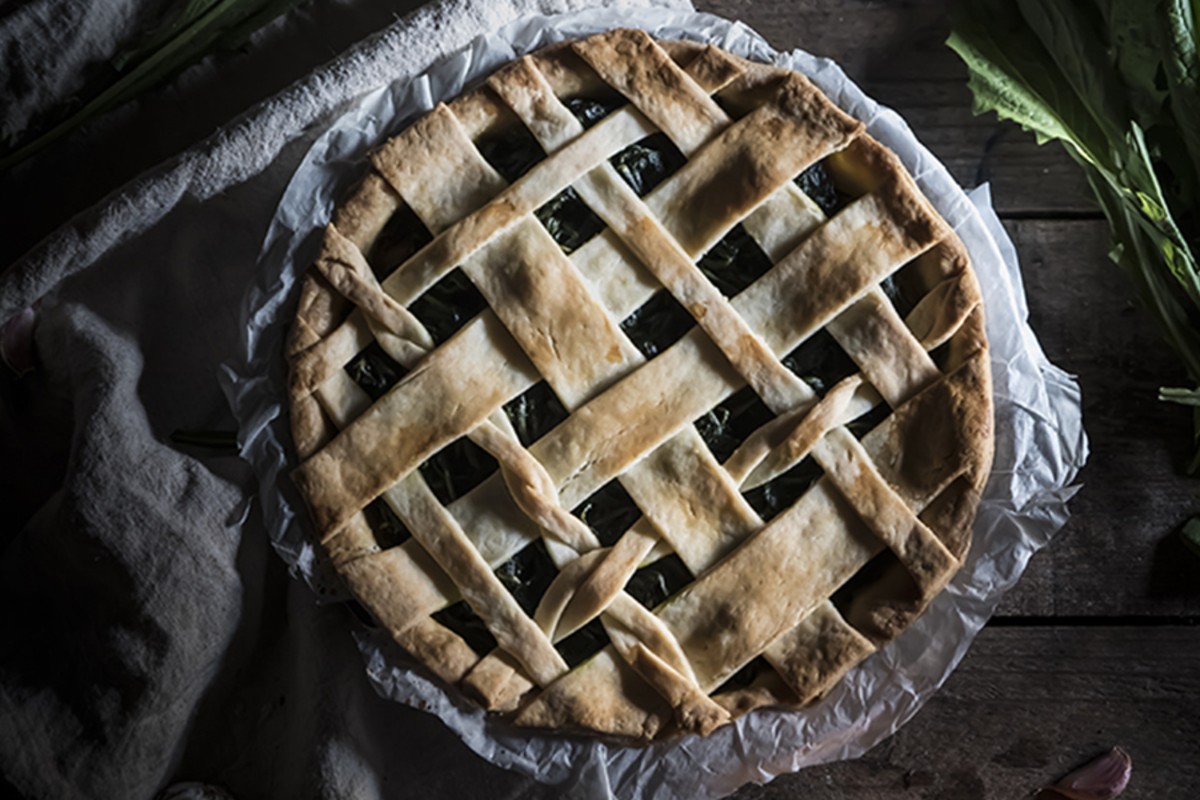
[0,0,307,173]
[950,0,1200,472]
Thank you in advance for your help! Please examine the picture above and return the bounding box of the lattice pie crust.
[285,29,993,741]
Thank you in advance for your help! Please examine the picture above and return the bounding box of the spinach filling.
[535,187,605,253]
[495,539,558,616]
[553,553,693,666]
[566,95,625,128]
[573,480,643,546]
[831,549,906,617]
[880,271,915,320]
[713,655,772,694]
[477,124,545,183]
[625,554,693,610]
[556,619,611,668]
[781,330,859,395]
[846,401,892,440]
[432,541,558,658]
[432,601,498,656]
[610,133,687,196]
[408,267,489,344]
[620,291,695,358]
[698,224,774,297]
[694,387,775,464]
[345,341,407,399]
[367,203,433,279]
[743,456,825,522]
[362,498,412,548]
[503,381,570,447]
[435,551,696,666]
[418,437,498,506]
[795,160,847,217]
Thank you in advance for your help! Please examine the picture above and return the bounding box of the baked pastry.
[285,28,993,741]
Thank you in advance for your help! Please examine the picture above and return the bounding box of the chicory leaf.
[951,0,1200,473]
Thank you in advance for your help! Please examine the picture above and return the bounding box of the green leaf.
[112,0,225,72]
[1181,516,1200,557]
[1105,0,1170,126]
[1016,0,1129,147]
[948,4,1109,166]
[1160,386,1200,405]
[1161,0,1200,196]
[0,0,311,172]
[950,0,1200,474]
[947,30,1073,147]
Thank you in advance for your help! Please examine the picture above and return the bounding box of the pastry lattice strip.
[288,30,990,738]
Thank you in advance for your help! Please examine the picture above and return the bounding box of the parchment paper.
[221,8,1088,798]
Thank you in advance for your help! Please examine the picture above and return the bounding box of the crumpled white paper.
[222,7,1088,799]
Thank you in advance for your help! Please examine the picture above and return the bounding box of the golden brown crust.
[283,29,994,742]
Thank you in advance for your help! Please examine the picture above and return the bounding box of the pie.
[284,28,993,742]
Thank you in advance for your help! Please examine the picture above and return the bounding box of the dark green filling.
[345,341,408,399]
[624,554,693,610]
[408,267,489,344]
[609,133,686,197]
[556,618,612,668]
[362,498,412,548]
[494,539,557,616]
[477,124,545,183]
[566,95,624,128]
[697,224,774,297]
[795,160,847,217]
[845,401,892,440]
[503,381,570,447]
[711,93,741,120]
[742,456,824,521]
[418,437,498,506]
[694,386,775,464]
[619,291,694,358]
[368,204,433,279]
[781,330,859,395]
[535,186,605,253]
[573,480,643,546]
[880,272,915,320]
[928,339,951,371]
[713,656,772,694]
[830,549,904,616]
[432,601,497,656]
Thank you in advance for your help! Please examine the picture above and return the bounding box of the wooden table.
[3,1,1196,797]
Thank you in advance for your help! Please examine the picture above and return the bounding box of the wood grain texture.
[995,220,1200,618]
[733,627,1200,799]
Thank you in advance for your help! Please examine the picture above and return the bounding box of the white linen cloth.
[0,1,688,798]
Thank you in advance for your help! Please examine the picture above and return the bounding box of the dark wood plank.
[696,0,1096,215]
[731,626,1200,798]
[995,219,1200,618]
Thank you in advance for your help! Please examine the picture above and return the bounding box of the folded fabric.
[0,1,689,798]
